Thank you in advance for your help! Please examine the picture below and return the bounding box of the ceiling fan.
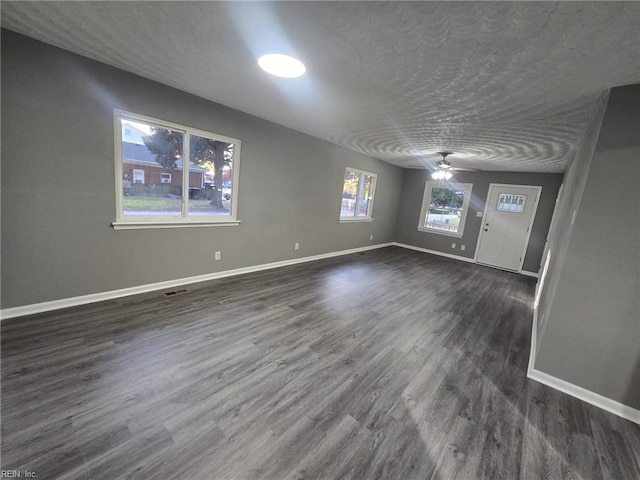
[431,151,479,180]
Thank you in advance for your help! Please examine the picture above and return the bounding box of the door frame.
[473,183,542,273]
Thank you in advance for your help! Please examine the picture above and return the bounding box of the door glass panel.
[497,193,526,213]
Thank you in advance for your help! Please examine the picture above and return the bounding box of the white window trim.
[112,220,241,230]
[417,181,473,238]
[132,169,145,184]
[339,217,375,224]
[113,110,241,229]
[339,167,377,222]
[160,172,171,184]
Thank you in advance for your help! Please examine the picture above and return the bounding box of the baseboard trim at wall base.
[528,306,639,424]
[528,368,640,425]
[392,243,539,278]
[527,308,539,378]
[391,242,475,263]
[520,270,539,278]
[0,243,394,320]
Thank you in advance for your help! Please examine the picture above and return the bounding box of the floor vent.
[163,288,189,297]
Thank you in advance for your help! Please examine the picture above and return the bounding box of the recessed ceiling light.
[258,54,306,78]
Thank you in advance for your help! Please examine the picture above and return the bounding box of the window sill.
[417,227,463,238]
[339,217,374,223]
[112,220,241,230]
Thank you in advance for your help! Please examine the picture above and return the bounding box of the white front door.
[476,184,541,272]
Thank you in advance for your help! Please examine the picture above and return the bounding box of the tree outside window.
[418,181,473,236]
[340,168,377,221]
[114,111,241,228]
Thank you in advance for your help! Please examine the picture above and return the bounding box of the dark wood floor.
[2,246,639,479]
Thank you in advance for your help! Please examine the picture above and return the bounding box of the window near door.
[418,181,473,237]
[113,110,241,229]
[497,193,526,213]
[340,167,377,222]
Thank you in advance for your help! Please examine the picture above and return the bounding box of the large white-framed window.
[113,110,241,229]
[340,167,377,222]
[418,181,473,237]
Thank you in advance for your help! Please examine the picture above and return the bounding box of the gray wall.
[394,170,563,273]
[534,95,608,351]
[534,85,640,409]
[1,30,403,308]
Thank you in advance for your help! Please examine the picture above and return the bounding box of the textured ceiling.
[2,1,639,172]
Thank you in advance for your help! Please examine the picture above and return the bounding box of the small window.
[132,169,145,184]
[340,167,377,222]
[418,181,473,237]
[497,193,526,213]
[114,110,241,229]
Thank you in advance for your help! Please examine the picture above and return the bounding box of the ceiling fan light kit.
[432,151,454,181]
[431,169,453,180]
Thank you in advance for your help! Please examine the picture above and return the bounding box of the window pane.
[117,111,242,226]
[497,193,526,213]
[356,174,375,217]
[341,170,359,217]
[187,134,234,217]
[425,187,466,233]
[121,119,183,216]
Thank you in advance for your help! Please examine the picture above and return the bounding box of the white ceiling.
[2,1,639,172]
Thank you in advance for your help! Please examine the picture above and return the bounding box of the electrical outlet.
[461,245,466,251]
[451,243,456,249]
[214,251,221,261]
[370,234,374,240]
[476,211,483,217]
[294,242,300,250]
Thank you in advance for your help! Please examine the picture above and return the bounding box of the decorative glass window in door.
[497,193,526,213]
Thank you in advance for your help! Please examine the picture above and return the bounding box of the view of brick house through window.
[115,111,240,225]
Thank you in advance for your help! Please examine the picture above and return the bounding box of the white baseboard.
[527,307,539,377]
[399,241,636,425]
[528,368,640,425]
[529,304,638,424]
[5,241,636,425]
[529,301,638,424]
[391,242,475,263]
[520,270,539,278]
[392,242,539,280]
[0,243,393,320]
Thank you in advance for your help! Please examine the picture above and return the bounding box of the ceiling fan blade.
[452,167,481,172]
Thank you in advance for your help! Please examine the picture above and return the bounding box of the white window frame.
[417,181,473,238]
[132,169,145,185]
[160,172,171,184]
[112,110,241,230]
[339,167,377,223]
